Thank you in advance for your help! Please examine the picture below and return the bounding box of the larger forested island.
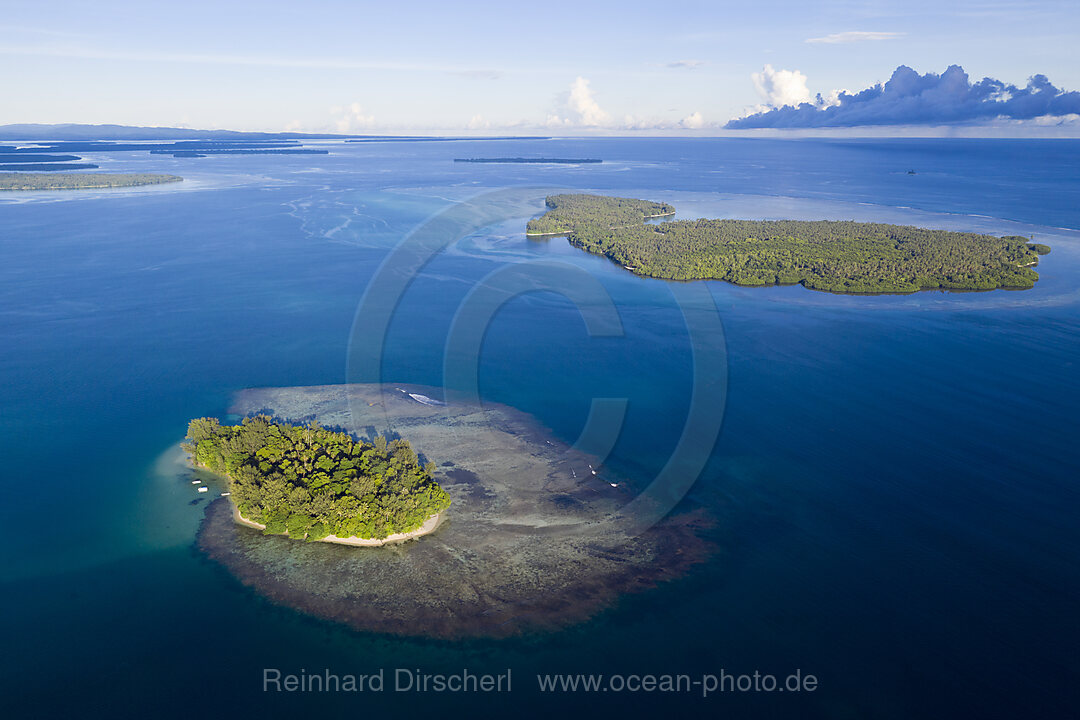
[527,194,1050,293]
[0,172,182,191]
[185,416,450,542]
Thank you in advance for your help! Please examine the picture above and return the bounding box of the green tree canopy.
[527,194,1049,294]
[184,416,450,541]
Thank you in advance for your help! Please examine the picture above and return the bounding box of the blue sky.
[1,0,1077,134]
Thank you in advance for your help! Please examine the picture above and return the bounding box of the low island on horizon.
[527,193,1051,294]
[454,157,602,164]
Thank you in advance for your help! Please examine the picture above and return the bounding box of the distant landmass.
[0,126,553,175]
[0,173,182,190]
[33,140,303,152]
[527,194,1050,294]
[0,154,81,163]
[0,163,98,171]
[0,123,549,142]
[150,148,330,157]
[0,134,334,170]
[455,157,602,164]
[0,123,349,141]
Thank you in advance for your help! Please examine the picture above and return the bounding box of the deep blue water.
[2,138,1078,718]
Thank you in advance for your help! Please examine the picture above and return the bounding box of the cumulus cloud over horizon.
[727,65,1080,129]
[752,64,813,108]
[547,76,612,127]
[680,111,705,129]
[333,102,376,132]
[545,76,703,131]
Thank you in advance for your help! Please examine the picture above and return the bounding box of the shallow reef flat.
[0,172,182,190]
[197,382,712,638]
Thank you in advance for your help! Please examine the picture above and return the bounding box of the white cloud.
[752,64,812,108]
[739,66,847,118]
[621,114,666,130]
[680,111,705,129]
[568,76,610,126]
[466,114,490,130]
[0,43,508,76]
[546,76,612,128]
[546,86,706,132]
[666,59,705,69]
[334,102,376,132]
[545,113,570,128]
[817,89,845,108]
[805,31,904,44]
[1031,112,1080,127]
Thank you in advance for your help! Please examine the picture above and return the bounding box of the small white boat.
[191,480,202,485]
[609,483,618,488]
[408,392,446,406]
[221,492,231,496]
[197,487,208,493]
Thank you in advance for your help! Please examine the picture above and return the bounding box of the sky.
[1,0,1078,135]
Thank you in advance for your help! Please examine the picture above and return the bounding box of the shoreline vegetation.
[525,196,675,237]
[524,207,676,237]
[0,172,182,190]
[454,157,602,164]
[184,416,451,544]
[231,501,445,547]
[526,194,1050,294]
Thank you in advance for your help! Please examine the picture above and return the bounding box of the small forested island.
[0,163,98,171]
[527,194,1050,293]
[196,382,711,637]
[0,172,182,190]
[185,416,451,543]
[455,157,602,164]
[0,153,82,163]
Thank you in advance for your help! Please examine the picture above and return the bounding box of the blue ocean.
[2,138,1078,718]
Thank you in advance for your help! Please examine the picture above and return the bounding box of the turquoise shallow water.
[1,139,1078,718]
